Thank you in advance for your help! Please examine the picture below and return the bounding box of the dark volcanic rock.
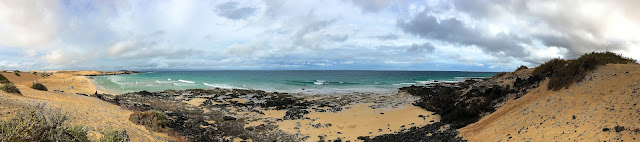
[615,126,625,132]
[92,89,302,142]
[223,116,237,121]
[400,75,537,129]
[283,108,310,120]
[366,122,464,142]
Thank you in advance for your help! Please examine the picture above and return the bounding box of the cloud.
[407,42,435,54]
[398,12,529,58]
[0,0,61,48]
[448,0,640,59]
[347,0,395,13]
[215,1,257,20]
[108,40,198,59]
[375,33,399,40]
[42,50,78,65]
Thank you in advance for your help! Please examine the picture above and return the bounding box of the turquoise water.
[93,71,497,94]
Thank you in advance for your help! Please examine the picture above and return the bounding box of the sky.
[0,0,639,71]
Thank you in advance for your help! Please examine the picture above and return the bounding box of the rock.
[223,116,237,121]
[615,126,625,132]
[283,108,310,120]
[603,128,610,131]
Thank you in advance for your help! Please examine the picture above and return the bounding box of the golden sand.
[0,72,172,142]
[246,103,438,141]
[459,64,640,141]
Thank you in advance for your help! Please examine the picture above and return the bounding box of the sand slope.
[0,72,171,142]
[459,64,640,141]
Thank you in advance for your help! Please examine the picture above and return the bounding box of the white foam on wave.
[314,80,327,85]
[168,78,172,81]
[178,79,195,84]
[203,82,235,89]
[416,80,438,84]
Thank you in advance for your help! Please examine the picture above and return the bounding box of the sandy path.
[0,72,171,142]
[459,64,640,141]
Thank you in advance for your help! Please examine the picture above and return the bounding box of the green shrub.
[0,105,89,142]
[31,83,48,91]
[14,72,20,76]
[129,111,169,132]
[0,74,9,84]
[99,130,130,142]
[532,58,567,77]
[534,51,636,90]
[0,83,21,95]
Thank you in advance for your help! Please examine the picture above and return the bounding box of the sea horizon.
[93,70,498,95]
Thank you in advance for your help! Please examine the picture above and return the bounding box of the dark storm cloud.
[398,11,530,58]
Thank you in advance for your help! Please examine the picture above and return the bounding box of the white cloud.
[0,0,61,48]
[1,0,638,71]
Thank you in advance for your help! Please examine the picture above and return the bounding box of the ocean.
[93,70,497,94]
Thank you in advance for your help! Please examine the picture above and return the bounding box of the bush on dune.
[0,83,21,95]
[99,130,130,142]
[0,74,9,84]
[31,83,48,91]
[14,72,20,76]
[0,105,89,142]
[533,51,636,91]
[129,111,169,132]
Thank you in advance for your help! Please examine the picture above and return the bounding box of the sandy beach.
[0,71,442,141]
[2,59,638,141]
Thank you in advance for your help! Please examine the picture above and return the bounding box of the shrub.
[534,51,636,90]
[0,105,89,142]
[14,72,20,76]
[515,65,528,71]
[0,83,21,95]
[99,130,130,142]
[532,58,567,77]
[31,83,48,91]
[0,74,9,84]
[129,111,169,132]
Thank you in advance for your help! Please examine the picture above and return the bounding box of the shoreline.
[91,87,440,141]
[87,76,118,95]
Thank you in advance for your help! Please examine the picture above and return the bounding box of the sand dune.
[459,64,640,141]
[0,72,172,142]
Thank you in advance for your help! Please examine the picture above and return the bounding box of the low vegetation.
[14,72,20,76]
[0,105,130,142]
[31,83,48,91]
[0,74,9,84]
[99,130,130,142]
[0,83,21,95]
[533,51,636,90]
[129,111,169,132]
[0,105,89,142]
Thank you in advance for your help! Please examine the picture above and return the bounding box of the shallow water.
[94,70,497,94]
